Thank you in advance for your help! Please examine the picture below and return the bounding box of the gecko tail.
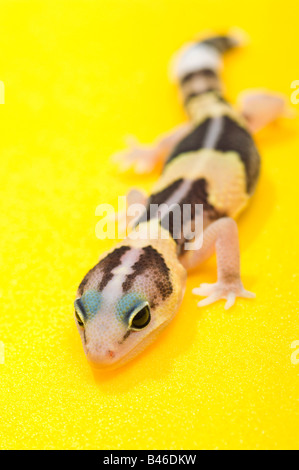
[171,29,247,102]
[199,26,249,54]
[199,34,239,54]
[172,29,246,81]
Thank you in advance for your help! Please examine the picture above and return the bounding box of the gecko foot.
[111,136,159,174]
[192,280,255,310]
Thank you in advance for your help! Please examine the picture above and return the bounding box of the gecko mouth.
[87,318,172,370]
[86,339,146,370]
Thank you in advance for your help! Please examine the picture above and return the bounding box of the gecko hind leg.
[180,217,255,310]
[238,89,289,133]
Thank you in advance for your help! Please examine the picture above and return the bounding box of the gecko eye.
[129,302,151,331]
[75,309,84,327]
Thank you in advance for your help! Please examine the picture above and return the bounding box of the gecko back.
[141,33,261,255]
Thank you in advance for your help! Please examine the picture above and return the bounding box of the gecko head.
[74,243,186,369]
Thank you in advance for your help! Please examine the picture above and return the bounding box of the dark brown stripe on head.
[98,246,131,291]
[122,246,173,306]
[78,245,132,295]
[78,262,101,296]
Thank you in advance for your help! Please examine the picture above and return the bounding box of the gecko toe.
[197,292,222,307]
[224,292,236,310]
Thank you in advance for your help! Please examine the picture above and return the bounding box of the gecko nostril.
[107,350,115,358]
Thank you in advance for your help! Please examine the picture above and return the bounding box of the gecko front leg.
[180,217,255,309]
[108,188,148,235]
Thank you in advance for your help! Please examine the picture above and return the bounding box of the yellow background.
[0,0,298,450]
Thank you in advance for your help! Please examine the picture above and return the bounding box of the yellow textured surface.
[0,0,298,450]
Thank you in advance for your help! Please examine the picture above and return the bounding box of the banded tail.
[172,32,245,105]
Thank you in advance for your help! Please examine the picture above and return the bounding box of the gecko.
[74,32,285,369]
